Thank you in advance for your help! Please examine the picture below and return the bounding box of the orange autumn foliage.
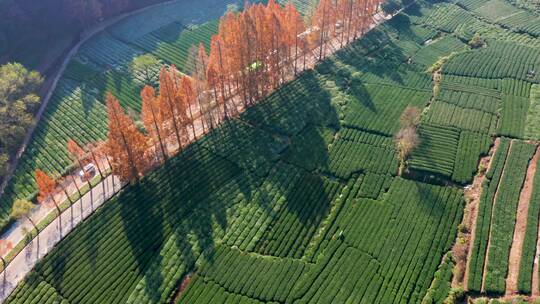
[35,169,57,203]
[141,85,167,160]
[106,93,149,182]
[67,139,85,160]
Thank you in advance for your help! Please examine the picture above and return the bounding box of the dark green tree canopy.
[0,62,42,177]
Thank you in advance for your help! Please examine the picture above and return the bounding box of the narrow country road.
[0,175,123,302]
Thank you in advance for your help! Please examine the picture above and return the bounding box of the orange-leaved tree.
[169,65,191,139]
[284,2,306,75]
[310,0,335,61]
[193,43,214,132]
[66,139,90,196]
[84,141,107,207]
[84,142,105,183]
[208,35,229,119]
[158,66,184,149]
[35,169,60,212]
[179,75,197,140]
[141,85,168,161]
[106,93,149,183]
[92,140,115,188]
[35,169,63,234]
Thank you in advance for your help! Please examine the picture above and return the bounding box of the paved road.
[0,175,123,302]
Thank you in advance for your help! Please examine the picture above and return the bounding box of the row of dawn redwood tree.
[105,0,383,183]
[33,0,384,204]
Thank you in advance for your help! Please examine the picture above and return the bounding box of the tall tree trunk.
[211,86,223,123]
[197,96,207,134]
[25,215,38,232]
[187,101,197,141]
[346,0,354,44]
[340,1,347,47]
[70,174,82,198]
[216,41,229,119]
[150,106,168,162]
[103,153,115,189]
[110,103,140,183]
[89,149,107,201]
[195,73,209,134]
[294,25,299,75]
[1,257,6,297]
[163,79,183,150]
[319,1,327,61]
[23,213,39,260]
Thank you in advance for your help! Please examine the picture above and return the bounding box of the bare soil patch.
[171,273,192,303]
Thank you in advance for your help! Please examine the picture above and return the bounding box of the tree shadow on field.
[143,143,247,288]
[406,126,457,185]
[201,119,278,178]
[46,247,68,295]
[317,12,435,91]
[119,181,165,302]
[240,71,339,137]
[80,81,102,116]
[409,178,447,218]
[270,172,336,258]
[403,0,431,18]
[244,73,341,259]
[350,78,378,113]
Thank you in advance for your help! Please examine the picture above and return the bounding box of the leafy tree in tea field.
[468,33,485,49]
[395,106,421,175]
[130,54,162,87]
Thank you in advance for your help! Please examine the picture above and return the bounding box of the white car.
[79,163,96,180]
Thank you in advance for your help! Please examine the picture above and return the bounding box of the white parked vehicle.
[79,163,97,180]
